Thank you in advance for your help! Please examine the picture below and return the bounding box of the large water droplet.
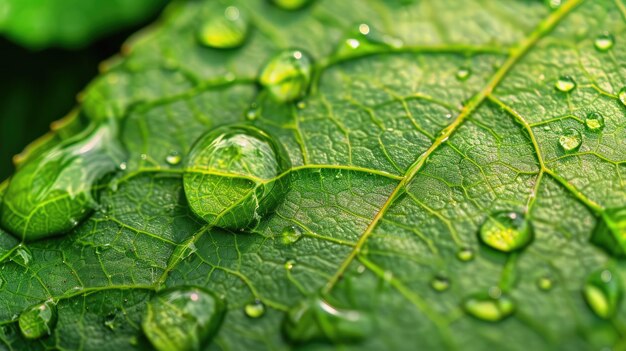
[260,50,312,103]
[583,269,622,319]
[462,292,515,322]
[479,211,532,253]
[558,128,582,152]
[591,207,626,257]
[244,300,266,318]
[18,301,58,339]
[0,123,125,241]
[619,87,626,107]
[281,225,303,244]
[456,247,474,262]
[271,0,313,10]
[585,112,605,132]
[430,276,450,292]
[537,276,554,291]
[141,286,225,351]
[198,6,249,49]
[555,76,576,92]
[165,151,182,166]
[594,33,615,52]
[283,297,373,344]
[183,125,291,229]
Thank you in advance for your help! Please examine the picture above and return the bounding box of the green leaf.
[1,0,626,350]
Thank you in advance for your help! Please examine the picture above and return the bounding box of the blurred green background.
[0,0,168,180]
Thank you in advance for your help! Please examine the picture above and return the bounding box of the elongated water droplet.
[283,297,373,343]
[583,269,622,319]
[585,112,605,132]
[559,128,582,152]
[463,292,515,322]
[245,300,266,318]
[198,6,249,49]
[142,286,225,351]
[456,247,474,262]
[456,67,471,81]
[555,76,576,92]
[11,246,32,266]
[165,151,182,166]
[618,87,626,106]
[594,33,615,52]
[545,0,561,9]
[183,125,291,229]
[0,123,125,241]
[334,24,402,59]
[281,225,303,244]
[260,50,312,103]
[430,276,450,292]
[479,211,532,253]
[591,207,626,256]
[19,301,57,339]
[271,0,313,10]
[537,276,554,291]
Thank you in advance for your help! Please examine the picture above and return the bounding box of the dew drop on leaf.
[260,49,312,103]
[197,6,249,49]
[558,128,582,152]
[537,276,554,291]
[11,246,32,266]
[334,24,402,59]
[281,225,303,244]
[456,67,471,81]
[285,259,296,270]
[479,211,532,253]
[0,123,125,241]
[271,0,313,10]
[430,276,450,292]
[183,125,291,229]
[585,112,605,132]
[165,151,182,166]
[244,300,266,318]
[591,207,626,256]
[594,33,614,52]
[555,76,576,92]
[619,87,626,106]
[462,292,515,322]
[583,269,622,319]
[18,301,58,340]
[283,297,373,344]
[456,247,475,262]
[141,286,225,351]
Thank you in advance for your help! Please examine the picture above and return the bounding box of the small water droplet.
[119,162,127,170]
[245,106,260,121]
[479,211,532,253]
[583,269,622,319]
[104,312,119,330]
[198,6,249,49]
[165,151,182,166]
[358,23,370,35]
[284,259,296,270]
[430,276,450,292]
[456,67,471,81]
[585,112,605,132]
[555,76,576,92]
[18,301,58,339]
[259,50,312,103]
[618,87,626,107]
[537,276,554,291]
[545,0,561,9]
[594,33,615,52]
[244,300,266,318]
[463,292,515,322]
[281,225,303,244]
[296,101,306,109]
[142,286,225,351]
[456,247,474,262]
[558,128,582,152]
[271,0,313,10]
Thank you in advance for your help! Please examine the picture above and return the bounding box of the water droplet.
[142,286,225,351]
[545,0,561,9]
[119,162,127,170]
[537,276,554,291]
[594,33,615,52]
[591,207,626,257]
[281,225,303,244]
[555,76,576,92]
[584,112,605,132]
[462,292,515,322]
[271,0,313,10]
[296,101,306,109]
[245,105,260,121]
[334,25,402,59]
[430,276,450,292]
[198,6,249,49]
[283,297,373,343]
[244,300,266,318]
[18,301,58,339]
[583,269,622,319]
[479,211,532,253]
[456,247,474,262]
[104,312,119,331]
[618,87,626,107]
[558,128,582,152]
[456,67,471,81]
[259,50,312,103]
[285,259,296,270]
[165,151,182,166]
[0,123,125,241]
[11,246,32,266]
[183,125,291,229]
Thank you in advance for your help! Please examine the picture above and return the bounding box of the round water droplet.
[271,0,313,10]
[285,259,296,270]
[281,225,303,244]
[142,286,225,351]
[259,50,312,103]
[462,292,515,322]
[558,128,582,153]
[198,6,249,49]
[0,123,125,241]
[244,300,266,318]
[594,33,615,52]
[618,87,626,107]
[165,151,182,166]
[545,0,561,9]
[18,301,58,339]
[183,125,291,229]
[479,211,532,253]
[583,269,622,319]
[456,67,471,81]
[537,276,554,291]
[456,247,474,262]
[585,112,605,132]
[430,276,450,292]
[283,297,373,343]
[245,106,260,121]
[555,76,576,92]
